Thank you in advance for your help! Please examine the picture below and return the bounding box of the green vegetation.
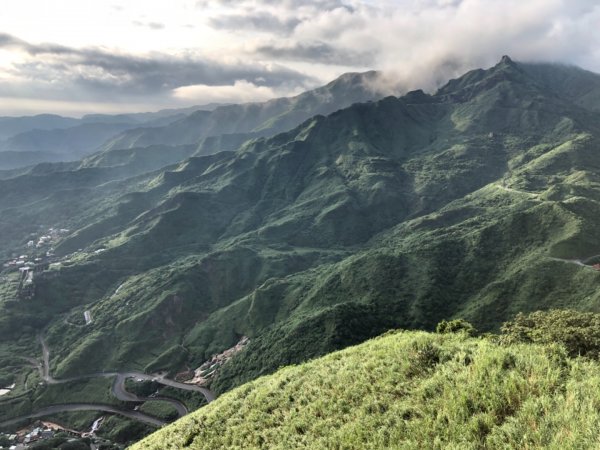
[97,416,152,446]
[45,411,101,433]
[4,57,600,443]
[29,436,91,450]
[139,401,179,421]
[34,378,120,409]
[435,318,477,336]
[135,328,600,449]
[124,380,207,411]
[500,309,600,358]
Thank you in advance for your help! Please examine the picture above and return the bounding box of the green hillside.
[133,328,600,449]
[3,56,600,441]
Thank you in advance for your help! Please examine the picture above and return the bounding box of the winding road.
[38,336,214,402]
[0,336,215,430]
[0,404,165,428]
[111,373,188,417]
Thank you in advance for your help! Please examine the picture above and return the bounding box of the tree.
[0,435,12,448]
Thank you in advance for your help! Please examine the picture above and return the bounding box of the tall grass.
[134,330,600,449]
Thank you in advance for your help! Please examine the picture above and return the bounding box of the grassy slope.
[4,58,600,428]
[134,330,600,450]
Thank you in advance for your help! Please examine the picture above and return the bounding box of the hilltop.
[133,328,600,449]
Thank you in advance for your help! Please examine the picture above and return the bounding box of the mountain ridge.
[97,70,390,154]
[2,57,600,443]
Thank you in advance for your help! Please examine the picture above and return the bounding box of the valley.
[2,56,600,446]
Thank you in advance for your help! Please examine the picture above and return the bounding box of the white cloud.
[172,80,300,104]
[276,0,600,92]
[0,0,599,115]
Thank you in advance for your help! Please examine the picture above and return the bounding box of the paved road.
[39,336,214,402]
[119,372,216,403]
[111,374,189,417]
[549,254,600,268]
[0,336,216,429]
[549,257,586,267]
[0,404,165,428]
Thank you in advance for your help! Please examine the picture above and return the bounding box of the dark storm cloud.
[256,41,375,66]
[0,33,312,101]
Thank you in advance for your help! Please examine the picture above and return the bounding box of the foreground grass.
[133,330,600,450]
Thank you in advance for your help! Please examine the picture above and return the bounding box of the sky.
[0,0,599,116]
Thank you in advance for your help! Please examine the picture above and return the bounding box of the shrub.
[500,309,600,358]
[436,319,477,336]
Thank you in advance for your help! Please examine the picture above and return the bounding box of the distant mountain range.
[0,72,389,170]
[2,56,600,444]
[0,104,226,170]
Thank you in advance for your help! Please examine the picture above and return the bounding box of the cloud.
[364,0,600,92]
[245,0,600,93]
[197,0,351,11]
[256,41,375,66]
[0,33,26,48]
[0,0,599,115]
[0,33,313,103]
[172,80,287,103]
[209,12,301,35]
[133,21,166,30]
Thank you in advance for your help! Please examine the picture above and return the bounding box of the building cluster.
[3,227,69,270]
[0,424,55,449]
[3,255,33,270]
[31,228,70,249]
[0,418,115,449]
[0,227,73,301]
[180,336,250,386]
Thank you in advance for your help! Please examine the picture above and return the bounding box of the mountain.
[79,103,225,126]
[0,122,136,159]
[0,150,65,170]
[0,104,222,169]
[74,71,390,178]
[98,71,389,154]
[133,329,600,449]
[3,57,600,442]
[0,114,80,141]
[520,61,600,112]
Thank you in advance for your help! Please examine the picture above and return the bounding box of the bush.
[436,319,477,336]
[500,309,600,358]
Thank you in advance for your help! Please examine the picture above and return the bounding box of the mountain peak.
[493,55,520,73]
